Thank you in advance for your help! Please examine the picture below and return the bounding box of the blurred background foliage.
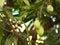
[0,0,60,45]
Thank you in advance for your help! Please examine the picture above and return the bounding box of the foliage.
[0,0,60,45]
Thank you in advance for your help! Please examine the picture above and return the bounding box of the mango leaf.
[0,30,3,45]
[0,0,5,9]
[3,7,14,20]
[35,0,42,3]
[5,34,18,45]
[56,0,60,2]
[23,0,30,7]
[21,5,31,10]
[19,11,28,19]
[13,35,18,45]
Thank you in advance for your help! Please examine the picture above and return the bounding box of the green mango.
[34,18,40,29]
[47,5,54,12]
[36,25,44,36]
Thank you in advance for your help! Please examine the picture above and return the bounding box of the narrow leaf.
[23,0,30,6]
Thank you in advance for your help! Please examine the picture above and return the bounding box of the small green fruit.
[34,18,40,29]
[47,5,54,12]
[36,25,44,36]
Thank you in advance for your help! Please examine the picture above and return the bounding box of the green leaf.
[0,30,3,45]
[0,0,5,9]
[23,0,30,7]
[56,0,60,2]
[21,5,31,10]
[3,7,14,20]
[5,34,18,45]
[35,0,42,3]
[19,11,28,19]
